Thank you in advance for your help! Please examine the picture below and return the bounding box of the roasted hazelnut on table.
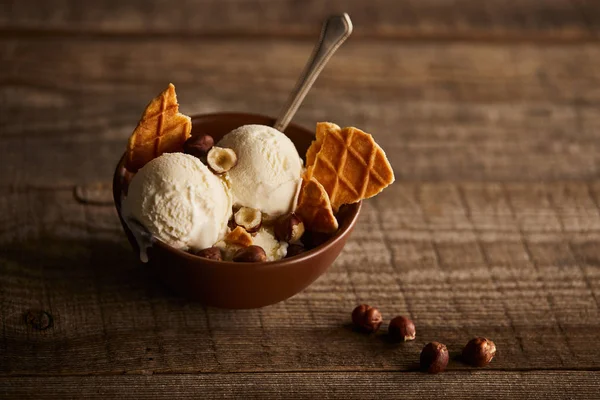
[420,342,449,373]
[194,246,223,261]
[183,133,214,158]
[462,337,496,367]
[233,245,267,263]
[351,304,383,333]
[388,316,416,342]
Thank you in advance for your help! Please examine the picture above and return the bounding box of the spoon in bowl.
[273,13,353,132]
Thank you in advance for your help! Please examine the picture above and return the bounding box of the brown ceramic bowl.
[113,113,361,309]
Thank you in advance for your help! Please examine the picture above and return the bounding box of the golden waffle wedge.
[295,177,339,234]
[125,83,192,172]
[304,125,394,212]
[305,122,340,168]
[224,226,253,247]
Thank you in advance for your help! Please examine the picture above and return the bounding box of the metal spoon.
[273,13,353,132]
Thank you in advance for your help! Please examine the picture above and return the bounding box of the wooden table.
[2,1,600,398]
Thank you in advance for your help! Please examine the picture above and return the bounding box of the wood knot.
[24,310,53,331]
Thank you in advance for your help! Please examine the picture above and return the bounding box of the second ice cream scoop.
[217,124,303,216]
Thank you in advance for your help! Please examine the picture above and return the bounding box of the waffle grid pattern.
[311,127,390,211]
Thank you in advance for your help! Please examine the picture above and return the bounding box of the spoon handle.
[273,13,353,132]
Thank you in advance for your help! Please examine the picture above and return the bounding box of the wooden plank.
[1,183,599,375]
[1,372,600,399]
[3,38,600,186]
[0,0,598,41]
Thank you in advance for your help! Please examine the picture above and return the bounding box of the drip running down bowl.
[113,113,362,309]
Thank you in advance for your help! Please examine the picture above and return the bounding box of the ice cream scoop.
[122,152,232,251]
[217,124,303,216]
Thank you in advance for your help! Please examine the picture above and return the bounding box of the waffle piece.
[224,226,253,247]
[304,124,394,212]
[305,122,340,167]
[295,177,338,234]
[125,83,192,172]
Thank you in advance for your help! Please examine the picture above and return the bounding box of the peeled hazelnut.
[285,243,305,258]
[388,316,416,342]
[183,134,214,158]
[274,213,305,243]
[234,207,262,233]
[233,245,267,263]
[420,342,449,373]
[207,146,237,174]
[351,304,383,333]
[462,337,496,367]
[194,246,222,261]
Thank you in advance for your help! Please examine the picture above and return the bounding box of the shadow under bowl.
[113,113,361,309]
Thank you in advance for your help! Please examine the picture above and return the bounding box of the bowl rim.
[112,112,362,270]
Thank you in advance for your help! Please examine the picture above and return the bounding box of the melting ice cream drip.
[124,217,154,263]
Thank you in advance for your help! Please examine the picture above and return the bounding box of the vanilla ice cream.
[252,227,289,261]
[122,153,232,251]
[217,125,303,216]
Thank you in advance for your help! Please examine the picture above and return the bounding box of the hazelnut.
[207,146,237,174]
[274,213,305,243]
[388,316,416,342]
[285,243,305,258]
[462,337,496,367]
[420,342,449,373]
[194,246,222,261]
[233,245,267,263]
[183,134,214,158]
[351,304,383,333]
[234,207,262,233]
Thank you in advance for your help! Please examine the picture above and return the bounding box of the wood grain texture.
[3,38,600,186]
[2,372,600,399]
[1,182,599,375]
[3,0,600,396]
[1,0,599,41]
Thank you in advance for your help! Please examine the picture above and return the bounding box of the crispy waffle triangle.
[295,177,338,234]
[125,83,192,172]
[305,122,340,167]
[304,124,394,212]
[224,226,253,247]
